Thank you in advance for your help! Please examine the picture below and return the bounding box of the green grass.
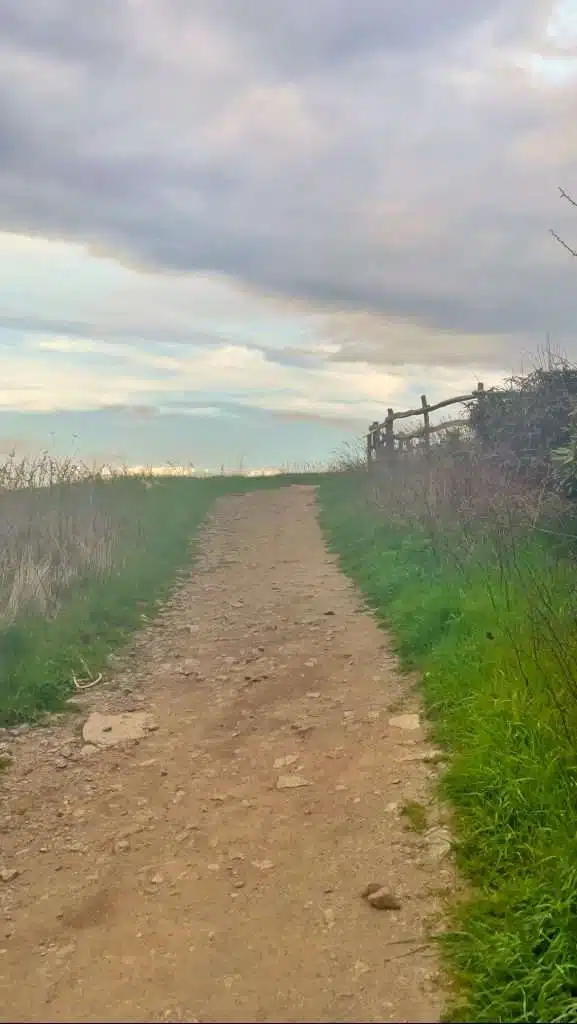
[401,799,429,832]
[0,472,319,726]
[318,472,577,1024]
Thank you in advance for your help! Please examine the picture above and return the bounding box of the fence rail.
[367,381,485,465]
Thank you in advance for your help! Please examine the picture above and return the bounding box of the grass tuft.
[401,800,428,832]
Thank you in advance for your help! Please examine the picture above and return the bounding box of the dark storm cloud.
[0,0,573,362]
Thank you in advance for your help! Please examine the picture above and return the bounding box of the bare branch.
[550,187,577,258]
[559,186,577,209]
[550,228,577,258]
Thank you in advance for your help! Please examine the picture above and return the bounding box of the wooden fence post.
[421,394,430,453]
[385,409,395,458]
[476,382,486,444]
[367,422,378,468]
[366,384,484,465]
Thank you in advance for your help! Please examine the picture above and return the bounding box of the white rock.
[276,774,311,790]
[353,960,371,978]
[82,711,154,748]
[323,907,335,928]
[0,868,19,883]
[78,744,98,758]
[273,754,299,769]
[424,825,452,861]
[389,713,421,731]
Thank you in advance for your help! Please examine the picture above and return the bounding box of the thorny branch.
[559,186,577,209]
[550,186,577,257]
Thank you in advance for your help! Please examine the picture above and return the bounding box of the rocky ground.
[0,485,455,1023]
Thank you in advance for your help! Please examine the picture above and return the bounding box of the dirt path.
[0,486,453,1023]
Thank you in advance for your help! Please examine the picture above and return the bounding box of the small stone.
[273,754,299,769]
[0,868,19,883]
[389,713,421,731]
[290,722,315,737]
[82,711,153,748]
[150,873,164,885]
[79,744,98,759]
[114,838,131,853]
[353,960,371,978]
[424,826,452,861]
[306,692,321,699]
[360,882,382,899]
[423,749,445,765]
[276,775,311,790]
[367,888,402,911]
[251,859,274,871]
[54,942,76,960]
[322,907,335,928]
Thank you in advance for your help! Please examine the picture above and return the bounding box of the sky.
[0,1,576,471]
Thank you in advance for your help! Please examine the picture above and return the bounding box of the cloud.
[0,325,505,428]
[0,0,575,386]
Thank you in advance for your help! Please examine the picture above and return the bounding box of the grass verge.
[318,471,577,1024]
[0,472,317,726]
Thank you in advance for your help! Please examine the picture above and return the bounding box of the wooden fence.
[366,381,486,466]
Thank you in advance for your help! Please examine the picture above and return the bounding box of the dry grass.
[367,437,564,545]
[0,453,135,622]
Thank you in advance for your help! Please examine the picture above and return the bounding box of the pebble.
[273,754,299,769]
[0,868,19,883]
[322,907,335,928]
[276,775,311,790]
[353,960,371,978]
[79,744,98,759]
[367,888,402,911]
[360,882,402,910]
[423,825,452,861]
[389,713,421,731]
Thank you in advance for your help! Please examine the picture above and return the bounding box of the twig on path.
[383,943,432,963]
[72,671,103,691]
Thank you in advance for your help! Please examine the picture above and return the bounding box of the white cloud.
[0,327,509,424]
